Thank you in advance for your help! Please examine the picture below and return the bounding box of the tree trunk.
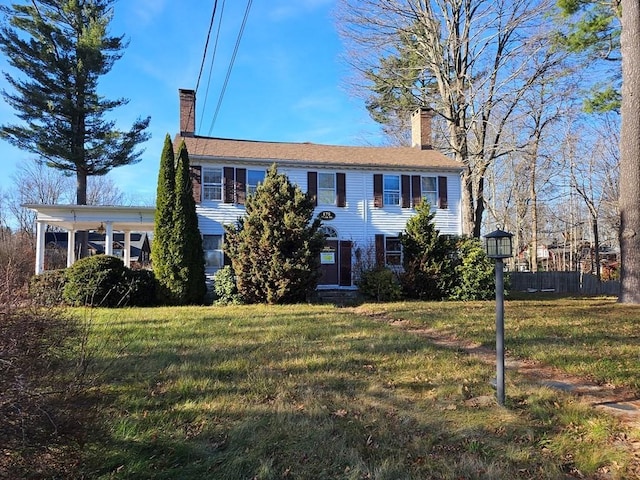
[592,216,601,285]
[530,159,538,273]
[76,169,89,259]
[619,0,640,303]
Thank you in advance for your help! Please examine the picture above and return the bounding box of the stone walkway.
[395,320,640,425]
[407,323,640,472]
[355,309,640,469]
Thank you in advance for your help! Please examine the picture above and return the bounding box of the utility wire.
[186,0,218,135]
[195,1,218,94]
[198,0,227,131]
[207,0,253,136]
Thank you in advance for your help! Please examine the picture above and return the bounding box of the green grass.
[75,299,639,479]
[369,296,640,391]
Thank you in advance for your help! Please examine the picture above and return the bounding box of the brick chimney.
[411,107,433,150]
[179,89,196,136]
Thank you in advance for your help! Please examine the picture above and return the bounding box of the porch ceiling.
[23,204,156,232]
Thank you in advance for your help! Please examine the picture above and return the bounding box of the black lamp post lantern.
[484,228,513,406]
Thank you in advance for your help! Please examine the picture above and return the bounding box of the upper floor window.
[318,172,336,205]
[202,234,224,268]
[203,168,223,201]
[421,176,437,206]
[247,169,265,196]
[384,175,400,206]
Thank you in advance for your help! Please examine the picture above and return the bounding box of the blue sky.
[0,0,383,204]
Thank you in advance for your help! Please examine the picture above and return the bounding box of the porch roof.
[23,204,156,232]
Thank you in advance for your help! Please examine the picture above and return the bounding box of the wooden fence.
[508,272,620,296]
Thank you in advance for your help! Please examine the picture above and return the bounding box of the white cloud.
[127,0,168,26]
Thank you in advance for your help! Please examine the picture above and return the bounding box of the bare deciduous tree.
[338,0,563,236]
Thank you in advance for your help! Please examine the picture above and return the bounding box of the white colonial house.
[175,89,463,289]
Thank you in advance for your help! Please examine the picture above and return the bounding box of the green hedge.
[29,255,159,308]
[29,269,67,306]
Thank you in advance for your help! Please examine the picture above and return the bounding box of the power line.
[195,1,218,94]
[207,0,253,136]
[198,0,227,131]
[186,1,218,135]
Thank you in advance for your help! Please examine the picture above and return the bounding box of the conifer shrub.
[63,255,128,307]
[224,164,325,304]
[356,266,403,301]
[212,265,241,305]
[29,269,66,306]
[450,237,496,300]
[123,269,158,307]
[399,201,456,300]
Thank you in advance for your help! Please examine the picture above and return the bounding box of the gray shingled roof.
[175,135,463,172]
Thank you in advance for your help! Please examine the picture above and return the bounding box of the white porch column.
[35,221,46,274]
[105,222,114,256]
[67,229,76,268]
[123,230,131,267]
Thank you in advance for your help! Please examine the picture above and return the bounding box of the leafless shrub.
[0,235,92,479]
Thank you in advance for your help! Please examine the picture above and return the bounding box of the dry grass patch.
[71,301,640,479]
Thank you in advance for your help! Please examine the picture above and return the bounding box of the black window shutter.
[223,167,234,203]
[336,173,346,207]
[339,240,352,286]
[373,174,383,207]
[375,234,385,266]
[190,166,202,204]
[401,175,411,208]
[438,176,448,209]
[236,168,246,205]
[307,171,318,206]
[411,175,421,207]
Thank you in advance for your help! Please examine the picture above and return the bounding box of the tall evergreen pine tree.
[152,135,176,303]
[172,140,207,304]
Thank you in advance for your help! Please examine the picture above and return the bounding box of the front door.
[318,240,352,286]
[319,240,339,285]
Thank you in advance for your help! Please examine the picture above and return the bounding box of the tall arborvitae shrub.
[224,164,325,304]
[152,135,177,303]
[172,140,207,304]
[399,200,456,300]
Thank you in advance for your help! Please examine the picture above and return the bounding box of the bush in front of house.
[356,266,403,302]
[224,164,325,304]
[31,257,158,308]
[212,265,242,305]
[29,269,67,306]
[123,268,158,307]
[449,237,496,300]
[63,255,129,307]
[399,201,458,300]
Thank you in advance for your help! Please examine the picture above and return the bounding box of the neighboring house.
[175,89,464,289]
[44,231,151,269]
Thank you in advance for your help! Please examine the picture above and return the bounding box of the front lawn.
[71,298,640,479]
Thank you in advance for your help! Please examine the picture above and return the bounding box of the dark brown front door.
[319,240,352,286]
[319,240,339,285]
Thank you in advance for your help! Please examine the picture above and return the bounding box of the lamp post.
[484,228,513,406]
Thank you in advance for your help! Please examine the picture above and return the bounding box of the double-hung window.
[421,176,437,206]
[203,168,223,201]
[383,175,400,206]
[202,234,224,268]
[385,237,402,266]
[318,172,336,205]
[247,169,265,196]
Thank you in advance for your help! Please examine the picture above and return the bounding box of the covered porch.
[24,204,155,274]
